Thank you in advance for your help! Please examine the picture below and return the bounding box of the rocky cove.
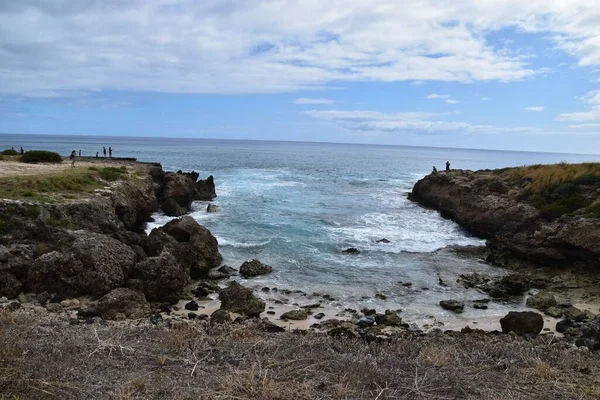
[1,158,600,398]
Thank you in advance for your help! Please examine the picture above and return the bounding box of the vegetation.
[1,149,18,156]
[20,150,63,164]
[497,163,600,220]
[0,311,599,399]
[0,166,129,202]
[98,166,128,181]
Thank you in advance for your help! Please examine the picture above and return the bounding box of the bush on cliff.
[1,149,18,155]
[98,166,128,181]
[20,150,62,164]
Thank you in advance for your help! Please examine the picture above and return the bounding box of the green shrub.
[20,150,62,164]
[1,149,18,155]
[571,174,600,186]
[98,167,127,181]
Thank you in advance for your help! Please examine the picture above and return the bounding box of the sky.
[1,1,600,153]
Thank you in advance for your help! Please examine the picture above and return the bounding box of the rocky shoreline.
[410,166,600,350]
[0,160,599,351]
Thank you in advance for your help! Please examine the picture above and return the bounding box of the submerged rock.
[439,300,465,313]
[342,247,360,255]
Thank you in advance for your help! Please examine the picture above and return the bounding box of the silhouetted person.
[78,149,81,157]
[103,146,106,158]
[69,150,76,167]
[96,151,99,158]
[20,147,24,155]
[446,161,451,171]
[109,146,112,158]
[432,166,438,173]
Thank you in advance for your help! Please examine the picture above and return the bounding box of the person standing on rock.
[20,147,24,155]
[109,146,112,158]
[69,150,77,167]
[446,161,451,171]
[103,146,106,158]
[78,149,81,157]
[96,151,99,158]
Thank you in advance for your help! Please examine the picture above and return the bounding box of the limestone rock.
[219,281,265,317]
[440,300,465,313]
[133,252,187,304]
[526,290,557,311]
[280,310,308,320]
[500,311,544,337]
[97,288,151,320]
[239,259,273,278]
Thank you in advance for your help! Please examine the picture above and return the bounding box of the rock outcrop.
[410,169,600,269]
[0,162,221,304]
[159,172,216,216]
[239,259,273,278]
[97,288,151,320]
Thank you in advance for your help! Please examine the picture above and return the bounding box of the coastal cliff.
[409,164,600,270]
[0,161,220,301]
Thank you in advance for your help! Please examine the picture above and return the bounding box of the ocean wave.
[217,237,272,248]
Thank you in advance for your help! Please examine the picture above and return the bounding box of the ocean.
[4,133,600,327]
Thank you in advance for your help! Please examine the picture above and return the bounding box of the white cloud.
[427,94,450,100]
[427,93,459,104]
[557,90,600,121]
[293,98,335,105]
[568,123,600,130]
[305,109,538,134]
[1,1,600,97]
[525,106,544,112]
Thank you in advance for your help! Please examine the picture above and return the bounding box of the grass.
[495,163,600,220]
[0,166,130,202]
[1,310,599,399]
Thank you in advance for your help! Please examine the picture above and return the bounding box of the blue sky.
[2,1,600,153]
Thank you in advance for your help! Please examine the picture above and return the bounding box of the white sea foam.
[217,237,272,248]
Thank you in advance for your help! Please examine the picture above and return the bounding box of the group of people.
[432,161,451,174]
[69,146,114,167]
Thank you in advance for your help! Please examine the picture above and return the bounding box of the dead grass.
[1,310,599,399]
[499,162,600,192]
[0,166,129,202]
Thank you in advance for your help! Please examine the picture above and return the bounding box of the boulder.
[487,274,530,298]
[575,319,600,351]
[440,300,464,313]
[210,309,232,324]
[545,306,564,318]
[218,281,265,317]
[374,309,402,327]
[133,252,187,304]
[500,311,544,337]
[564,306,586,321]
[556,319,578,333]
[239,259,273,278]
[357,317,375,328]
[159,172,198,216]
[206,204,220,213]
[196,175,216,201]
[280,310,308,320]
[0,244,35,298]
[185,300,199,311]
[97,288,151,320]
[526,290,557,311]
[29,232,136,298]
[156,216,222,279]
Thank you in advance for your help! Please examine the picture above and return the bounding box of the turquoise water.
[4,134,600,324]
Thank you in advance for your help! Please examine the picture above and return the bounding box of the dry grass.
[1,310,599,399]
[499,162,600,192]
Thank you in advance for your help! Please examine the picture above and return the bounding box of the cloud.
[427,94,450,100]
[525,106,544,112]
[427,93,459,104]
[567,123,600,130]
[1,1,600,98]
[557,90,600,121]
[304,109,538,134]
[293,98,335,105]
